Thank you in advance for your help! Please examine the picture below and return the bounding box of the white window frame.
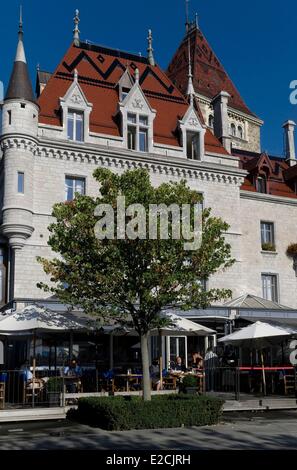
[65,175,86,201]
[67,110,84,142]
[60,72,93,143]
[261,274,279,302]
[261,221,275,246]
[127,113,149,152]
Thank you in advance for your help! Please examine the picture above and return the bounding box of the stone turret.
[0,12,38,250]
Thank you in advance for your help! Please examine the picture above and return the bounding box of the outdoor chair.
[24,379,45,404]
[283,374,296,395]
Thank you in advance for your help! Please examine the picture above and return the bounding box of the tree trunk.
[140,333,151,401]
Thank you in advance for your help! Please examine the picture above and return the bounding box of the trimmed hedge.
[68,394,224,431]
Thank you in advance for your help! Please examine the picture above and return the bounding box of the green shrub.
[181,375,198,389]
[68,394,224,430]
[46,377,64,393]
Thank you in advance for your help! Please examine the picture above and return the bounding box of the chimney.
[211,91,231,153]
[283,120,296,166]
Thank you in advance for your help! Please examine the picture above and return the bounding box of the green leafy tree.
[38,168,234,400]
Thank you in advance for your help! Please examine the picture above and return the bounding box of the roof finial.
[19,5,23,37]
[73,9,80,46]
[74,68,78,82]
[195,12,199,29]
[147,29,155,67]
[186,38,195,105]
[185,0,190,33]
[135,68,140,83]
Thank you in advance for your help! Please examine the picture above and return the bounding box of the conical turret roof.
[5,18,35,103]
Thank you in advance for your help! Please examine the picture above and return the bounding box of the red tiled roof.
[167,27,258,118]
[38,42,228,155]
[233,149,297,199]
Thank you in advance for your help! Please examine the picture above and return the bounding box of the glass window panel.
[65,177,85,201]
[67,115,74,140]
[186,132,200,160]
[76,117,83,142]
[74,178,85,195]
[127,113,136,124]
[139,128,148,152]
[139,115,148,126]
[262,274,278,302]
[17,172,24,193]
[128,126,136,150]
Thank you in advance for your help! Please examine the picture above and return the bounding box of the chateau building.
[1,11,297,342]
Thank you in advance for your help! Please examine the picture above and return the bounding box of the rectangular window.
[67,111,84,142]
[261,222,275,250]
[139,128,148,152]
[128,126,137,150]
[262,274,278,302]
[17,172,24,193]
[127,113,149,152]
[256,177,267,194]
[186,131,200,160]
[8,110,11,125]
[65,176,86,201]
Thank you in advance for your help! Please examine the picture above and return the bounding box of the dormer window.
[186,131,200,160]
[67,110,84,142]
[127,113,149,152]
[256,176,267,194]
[60,71,93,144]
[208,115,214,128]
[121,87,130,102]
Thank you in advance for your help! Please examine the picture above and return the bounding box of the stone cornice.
[240,190,297,206]
[37,138,247,186]
[0,135,38,153]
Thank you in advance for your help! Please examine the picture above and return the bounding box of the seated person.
[171,356,187,373]
[191,352,204,371]
[64,359,82,393]
[149,359,161,391]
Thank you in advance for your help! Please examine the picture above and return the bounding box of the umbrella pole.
[260,350,266,396]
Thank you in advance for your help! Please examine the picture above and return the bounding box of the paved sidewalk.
[0,411,297,450]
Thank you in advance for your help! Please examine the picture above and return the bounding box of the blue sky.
[1,0,297,156]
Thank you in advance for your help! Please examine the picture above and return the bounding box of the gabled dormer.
[243,152,273,194]
[118,68,134,103]
[59,70,93,143]
[118,69,156,153]
[179,102,205,160]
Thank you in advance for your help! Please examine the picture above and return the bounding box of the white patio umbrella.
[0,305,93,404]
[0,305,92,335]
[218,321,294,395]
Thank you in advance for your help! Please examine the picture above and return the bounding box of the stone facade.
[1,17,297,318]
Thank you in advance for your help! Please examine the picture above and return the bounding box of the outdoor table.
[239,367,295,395]
[114,374,142,392]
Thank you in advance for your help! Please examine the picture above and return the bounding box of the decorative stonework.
[132,98,144,110]
[36,144,245,187]
[1,137,38,154]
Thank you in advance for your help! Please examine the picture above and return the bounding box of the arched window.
[230,123,236,137]
[208,115,214,128]
[238,126,244,139]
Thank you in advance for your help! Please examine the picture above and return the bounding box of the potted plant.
[180,375,199,395]
[46,377,64,407]
[286,244,297,276]
[262,242,276,252]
